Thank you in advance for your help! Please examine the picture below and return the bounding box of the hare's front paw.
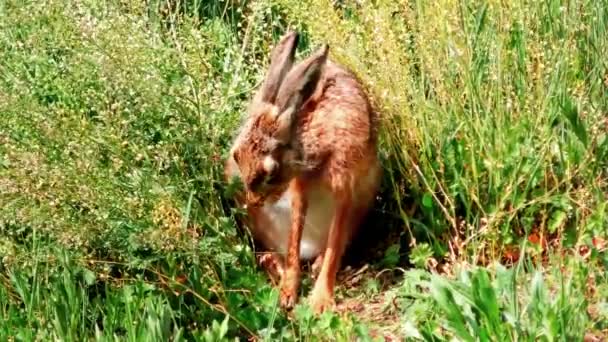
[309,286,335,314]
[279,268,300,309]
[279,284,297,309]
[257,253,284,285]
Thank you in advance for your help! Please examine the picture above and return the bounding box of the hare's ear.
[257,31,299,104]
[274,44,328,138]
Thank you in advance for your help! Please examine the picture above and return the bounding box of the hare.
[224,31,381,313]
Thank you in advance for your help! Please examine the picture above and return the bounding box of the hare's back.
[302,61,377,152]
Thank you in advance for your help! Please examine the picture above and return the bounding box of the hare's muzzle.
[245,190,266,207]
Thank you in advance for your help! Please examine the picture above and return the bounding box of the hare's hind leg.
[308,192,351,313]
[308,158,380,313]
[279,178,307,309]
[310,253,324,280]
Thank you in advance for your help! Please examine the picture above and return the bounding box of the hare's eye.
[264,158,281,184]
[266,171,281,185]
[249,171,264,191]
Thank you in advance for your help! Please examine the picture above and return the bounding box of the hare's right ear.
[275,44,328,114]
[257,31,299,104]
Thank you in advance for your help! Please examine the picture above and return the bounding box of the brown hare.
[224,31,381,313]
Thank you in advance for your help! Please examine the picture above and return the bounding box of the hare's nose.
[247,172,265,192]
[245,191,264,207]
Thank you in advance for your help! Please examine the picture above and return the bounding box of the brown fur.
[224,31,381,313]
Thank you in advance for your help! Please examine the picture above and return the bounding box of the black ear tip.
[314,44,329,62]
[321,44,329,57]
[283,30,299,47]
[291,31,300,44]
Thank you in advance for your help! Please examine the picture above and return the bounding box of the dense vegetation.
[1,0,606,340]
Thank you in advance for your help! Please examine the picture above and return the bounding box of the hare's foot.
[309,282,335,314]
[279,268,300,309]
[257,252,284,285]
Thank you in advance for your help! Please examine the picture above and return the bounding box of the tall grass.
[0,0,289,339]
[275,0,608,261]
[0,0,606,340]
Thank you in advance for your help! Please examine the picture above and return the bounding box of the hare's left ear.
[273,44,329,139]
[257,31,299,104]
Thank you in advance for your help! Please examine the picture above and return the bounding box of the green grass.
[1,0,607,340]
